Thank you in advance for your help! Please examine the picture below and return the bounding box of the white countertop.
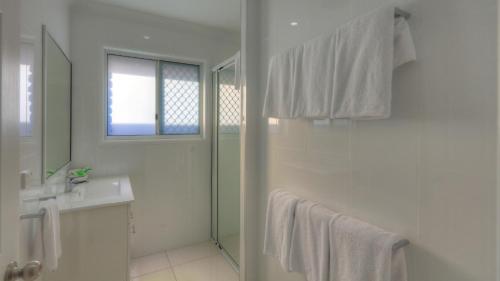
[21,175,135,216]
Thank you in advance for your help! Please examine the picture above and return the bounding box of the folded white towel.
[263,6,416,120]
[289,202,340,281]
[263,189,301,271]
[331,6,415,119]
[39,199,62,272]
[263,34,336,119]
[329,215,408,281]
[391,246,408,281]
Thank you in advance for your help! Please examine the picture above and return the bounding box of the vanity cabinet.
[20,176,135,281]
[44,203,131,281]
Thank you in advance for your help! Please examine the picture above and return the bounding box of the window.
[107,53,201,137]
[20,42,35,137]
[217,64,241,134]
[160,61,200,135]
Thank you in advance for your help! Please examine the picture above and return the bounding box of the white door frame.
[239,0,260,280]
[0,0,21,272]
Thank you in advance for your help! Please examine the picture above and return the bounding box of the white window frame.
[103,48,206,142]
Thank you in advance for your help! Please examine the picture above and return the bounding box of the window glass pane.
[218,64,241,134]
[160,61,200,135]
[107,55,156,136]
[20,42,35,137]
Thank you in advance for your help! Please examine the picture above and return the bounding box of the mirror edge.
[41,24,73,184]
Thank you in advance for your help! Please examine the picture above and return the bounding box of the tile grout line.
[165,251,179,281]
[166,244,221,268]
[169,252,222,268]
[131,264,172,279]
[133,250,171,260]
[131,251,173,279]
[132,242,221,280]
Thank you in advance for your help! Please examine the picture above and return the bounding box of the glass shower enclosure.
[211,57,241,267]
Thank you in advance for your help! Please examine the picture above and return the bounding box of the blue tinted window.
[20,43,35,137]
[107,54,201,137]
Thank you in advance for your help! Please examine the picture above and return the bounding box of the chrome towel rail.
[393,238,410,250]
[395,7,411,19]
[20,209,46,220]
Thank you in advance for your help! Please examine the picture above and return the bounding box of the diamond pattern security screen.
[160,62,200,135]
[106,53,202,137]
[218,65,240,134]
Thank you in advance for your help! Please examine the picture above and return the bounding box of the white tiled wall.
[255,0,497,280]
[19,0,73,269]
[70,2,240,257]
[19,0,73,188]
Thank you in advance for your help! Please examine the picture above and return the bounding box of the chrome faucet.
[65,178,77,193]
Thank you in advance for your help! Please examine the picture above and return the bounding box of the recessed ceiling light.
[143,35,151,40]
[290,22,299,26]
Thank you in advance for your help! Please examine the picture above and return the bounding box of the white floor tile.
[167,241,219,266]
[220,234,240,264]
[132,269,176,281]
[173,255,238,281]
[130,252,170,278]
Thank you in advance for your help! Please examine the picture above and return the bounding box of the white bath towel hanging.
[331,6,416,119]
[262,34,337,119]
[39,199,62,272]
[329,215,408,281]
[262,6,416,120]
[289,201,340,281]
[263,189,301,271]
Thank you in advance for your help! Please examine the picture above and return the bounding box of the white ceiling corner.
[78,0,241,31]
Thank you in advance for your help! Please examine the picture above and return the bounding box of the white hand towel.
[263,6,416,120]
[331,6,416,119]
[263,189,301,271]
[289,202,340,281]
[329,215,408,281]
[262,48,299,119]
[262,34,336,119]
[40,199,62,272]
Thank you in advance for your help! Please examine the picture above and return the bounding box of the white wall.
[19,0,73,187]
[254,0,497,281]
[70,2,239,257]
[240,1,261,279]
[2,0,21,270]
[19,0,73,268]
[44,205,129,281]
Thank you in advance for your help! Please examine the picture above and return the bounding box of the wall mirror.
[43,26,72,180]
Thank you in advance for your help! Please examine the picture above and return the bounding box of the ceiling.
[82,0,241,31]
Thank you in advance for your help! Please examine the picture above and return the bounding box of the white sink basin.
[71,178,122,201]
[20,176,134,216]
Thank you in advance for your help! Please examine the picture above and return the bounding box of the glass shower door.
[212,62,240,266]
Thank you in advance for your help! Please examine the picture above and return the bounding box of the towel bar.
[395,7,411,19]
[393,239,410,250]
[20,209,46,220]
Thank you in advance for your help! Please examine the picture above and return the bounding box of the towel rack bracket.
[395,7,411,20]
[20,209,46,220]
